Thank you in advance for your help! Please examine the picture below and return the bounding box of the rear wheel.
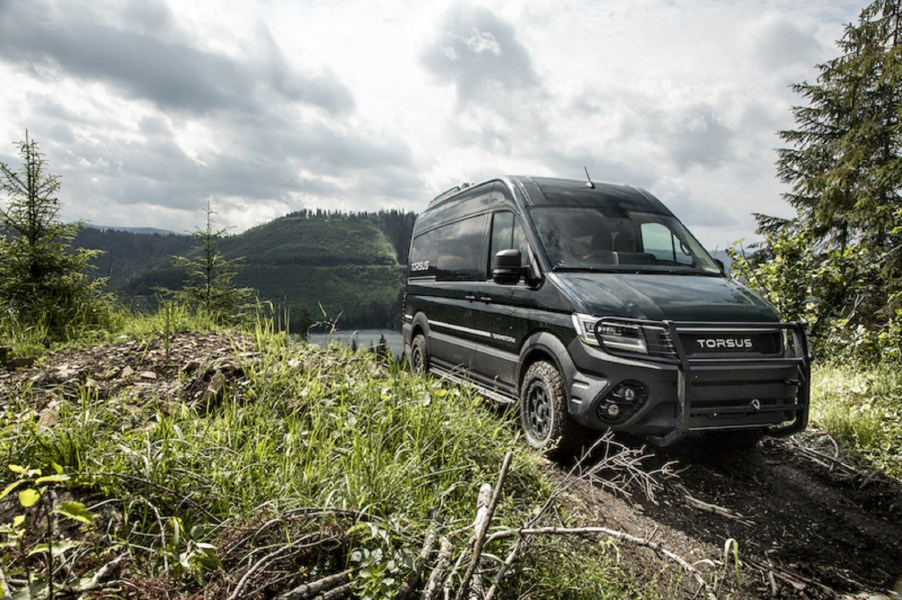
[409,334,429,373]
[520,361,586,457]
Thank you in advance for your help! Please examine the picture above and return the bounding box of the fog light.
[597,381,648,424]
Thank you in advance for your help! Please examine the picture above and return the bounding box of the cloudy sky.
[0,0,863,249]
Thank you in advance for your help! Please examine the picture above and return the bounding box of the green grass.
[811,362,902,478]
[0,316,653,598]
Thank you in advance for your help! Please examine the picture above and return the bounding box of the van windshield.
[529,207,721,274]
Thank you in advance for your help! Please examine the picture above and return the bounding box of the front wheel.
[520,361,586,458]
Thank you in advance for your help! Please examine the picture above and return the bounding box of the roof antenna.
[584,166,595,189]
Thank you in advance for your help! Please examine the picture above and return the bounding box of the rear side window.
[409,230,437,278]
[410,214,489,281]
[436,215,488,281]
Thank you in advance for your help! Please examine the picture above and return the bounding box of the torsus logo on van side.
[696,338,754,350]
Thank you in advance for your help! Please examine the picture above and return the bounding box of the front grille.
[642,326,677,359]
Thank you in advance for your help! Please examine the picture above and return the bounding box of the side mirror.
[493,249,528,285]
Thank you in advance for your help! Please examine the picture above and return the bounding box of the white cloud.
[0,0,864,248]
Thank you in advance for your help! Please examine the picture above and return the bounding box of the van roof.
[424,176,673,217]
[517,176,672,215]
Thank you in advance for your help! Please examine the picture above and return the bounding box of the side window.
[490,211,531,271]
[641,222,692,264]
[409,229,438,278]
[436,214,488,281]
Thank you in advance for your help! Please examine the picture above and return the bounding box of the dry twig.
[277,569,355,600]
[454,451,513,600]
[672,483,753,525]
[486,526,716,600]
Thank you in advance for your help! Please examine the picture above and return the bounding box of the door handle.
[478,296,493,303]
[464,294,477,302]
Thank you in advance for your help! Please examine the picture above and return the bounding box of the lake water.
[307,329,404,357]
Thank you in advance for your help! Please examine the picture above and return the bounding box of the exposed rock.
[0,332,256,416]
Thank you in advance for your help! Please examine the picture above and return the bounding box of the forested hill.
[75,209,417,330]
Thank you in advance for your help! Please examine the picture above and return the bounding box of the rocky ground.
[1,333,901,599]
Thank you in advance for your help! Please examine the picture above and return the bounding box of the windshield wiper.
[551,266,619,273]
[552,265,721,276]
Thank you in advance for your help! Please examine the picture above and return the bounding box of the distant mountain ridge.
[88,225,178,235]
[75,209,416,331]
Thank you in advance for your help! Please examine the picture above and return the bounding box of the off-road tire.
[520,361,586,458]
[409,334,429,373]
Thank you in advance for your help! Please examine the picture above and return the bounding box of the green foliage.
[169,201,254,325]
[509,537,651,599]
[0,317,665,596]
[811,362,902,478]
[74,225,194,286]
[0,462,98,598]
[732,0,901,363]
[727,223,900,361]
[223,213,399,266]
[237,264,405,332]
[0,134,116,346]
[222,214,406,330]
[776,0,901,264]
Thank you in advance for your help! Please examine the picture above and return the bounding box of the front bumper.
[566,320,811,446]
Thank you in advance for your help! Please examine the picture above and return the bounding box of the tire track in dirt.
[591,433,902,598]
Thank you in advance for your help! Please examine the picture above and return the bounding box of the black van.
[402,176,810,453]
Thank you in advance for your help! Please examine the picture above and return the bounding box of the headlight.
[572,314,649,355]
[572,313,601,346]
[573,314,652,354]
[597,321,648,353]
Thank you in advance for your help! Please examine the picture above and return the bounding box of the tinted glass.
[436,215,488,281]
[490,211,531,271]
[530,207,720,274]
[409,229,438,278]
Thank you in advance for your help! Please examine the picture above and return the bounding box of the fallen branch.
[483,537,524,600]
[420,537,453,600]
[319,580,355,600]
[486,526,716,600]
[89,553,127,587]
[577,432,676,505]
[487,435,666,598]
[227,545,292,600]
[789,438,863,479]
[743,556,844,598]
[672,483,753,525]
[454,451,513,600]
[277,569,355,600]
[395,515,442,600]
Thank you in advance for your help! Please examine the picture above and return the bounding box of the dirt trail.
[568,432,902,598]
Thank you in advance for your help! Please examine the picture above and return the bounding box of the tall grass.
[0,318,664,597]
[811,362,902,478]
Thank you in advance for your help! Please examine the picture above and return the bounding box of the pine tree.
[0,133,107,341]
[173,200,253,324]
[775,0,901,316]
